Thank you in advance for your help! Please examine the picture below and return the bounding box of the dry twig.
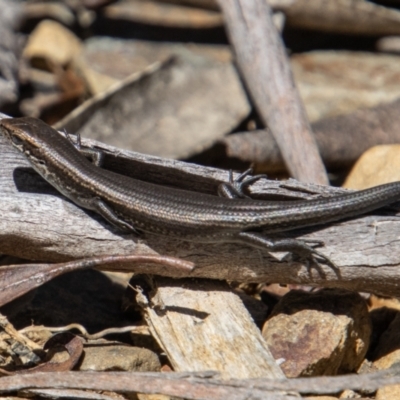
[0,366,399,399]
[217,0,327,184]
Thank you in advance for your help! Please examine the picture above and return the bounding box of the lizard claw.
[218,169,268,199]
[301,239,325,248]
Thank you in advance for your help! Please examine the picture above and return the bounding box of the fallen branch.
[0,366,399,399]
[217,0,327,184]
[221,98,400,172]
[1,120,400,296]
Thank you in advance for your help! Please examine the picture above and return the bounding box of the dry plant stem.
[20,324,150,340]
[217,0,327,184]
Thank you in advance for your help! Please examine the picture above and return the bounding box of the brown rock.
[137,394,171,400]
[373,313,400,369]
[369,306,399,361]
[375,349,400,370]
[376,385,400,400]
[79,343,161,372]
[343,145,400,189]
[369,294,400,312]
[22,20,82,70]
[262,289,371,377]
[305,397,338,400]
[377,36,400,54]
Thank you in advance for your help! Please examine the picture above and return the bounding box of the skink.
[2,116,400,265]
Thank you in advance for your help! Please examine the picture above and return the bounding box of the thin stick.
[20,323,150,341]
[217,0,328,184]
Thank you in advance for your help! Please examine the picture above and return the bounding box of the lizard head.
[0,117,69,178]
[0,117,47,154]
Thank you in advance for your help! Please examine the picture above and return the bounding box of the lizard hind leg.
[218,169,268,199]
[62,129,105,166]
[235,231,340,276]
[90,197,141,235]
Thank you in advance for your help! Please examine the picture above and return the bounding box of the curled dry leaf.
[0,254,194,307]
[222,97,400,172]
[284,0,400,36]
[55,55,250,159]
[14,333,83,374]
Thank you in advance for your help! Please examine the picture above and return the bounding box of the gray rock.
[79,343,161,372]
